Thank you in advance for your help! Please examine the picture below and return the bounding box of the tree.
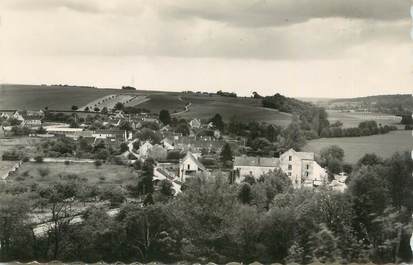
[357,153,383,168]
[320,145,345,164]
[114,102,124,111]
[238,183,253,204]
[220,143,233,163]
[209,113,225,131]
[349,166,390,237]
[281,120,306,151]
[159,110,171,125]
[311,224,341,263]
[0,195,32,261]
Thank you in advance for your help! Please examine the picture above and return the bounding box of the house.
[279,149,328,189]
[233,156,279,180]
[12,111,25,122]
[178,151,206,182]
[189,119,201,129]
[153,165,182,194]
[113,110,125,119]
[233,148,328,189]
[138,141,153,158]
[160,125,171,132]
[162,138,175,151]
[0,112,10,120]
[92,130,127,143]
[46,126,84,137]
[148,144,168,161]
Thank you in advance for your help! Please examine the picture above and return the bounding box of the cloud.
[161,0,410,28]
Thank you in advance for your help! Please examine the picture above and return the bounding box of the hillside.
[0,84,138,110]
[326,94,413,114]
[0,84,293,126]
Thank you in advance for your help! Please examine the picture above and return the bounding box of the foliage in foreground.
[0,152,412,264]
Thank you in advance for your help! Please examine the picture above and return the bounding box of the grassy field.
[137,93,187,114]
[0,84,144,110]
[0,137,42,158]
[327,110,402,128]
[9,162,138,187]
[176,95,293,126]
[303,130,412,164]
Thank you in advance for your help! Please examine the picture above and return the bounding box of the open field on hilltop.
[137,93,188,114]
[8,162,138,187]
[303,130,412,164]
[327,110,403,128]
[176,95,293,126]
[79,94,149,111]
[0,84,145,110]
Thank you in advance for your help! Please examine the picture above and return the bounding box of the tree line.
[0,151,412,264]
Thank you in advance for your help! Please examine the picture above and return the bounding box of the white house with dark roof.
[233,156,279,179]
[179,151,206,182]
[233,148,328,189]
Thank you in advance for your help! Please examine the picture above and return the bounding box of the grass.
[0,137,42,158]
[176,95,293,126]
[137,93,187,114]
[303,130,413,164]
[327,110,403,128]
[9,162,139,187]
[0,84,144,110]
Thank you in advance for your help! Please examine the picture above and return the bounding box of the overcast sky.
[0,0,412,98]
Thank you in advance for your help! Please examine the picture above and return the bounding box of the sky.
[0,0,412,98]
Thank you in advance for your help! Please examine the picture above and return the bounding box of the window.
[288,172,292,176]
[306,171,309,177]
[288,164,292,170]
[187,164,190,170]
[289,156,292,161]
[306,164,309,170]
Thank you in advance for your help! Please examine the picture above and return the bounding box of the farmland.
[303,130,412,164]
[8,162,139,188]
[327,110,402,128]
[137,93,188,114]
[176,94,293,126]
[0,84,141,110]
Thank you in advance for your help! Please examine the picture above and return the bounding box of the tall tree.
[159,110,171,125]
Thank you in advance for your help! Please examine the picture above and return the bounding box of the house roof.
[183,152,206,171]
[234,156,279,168]
[286,148,315,160]
[296,152,314,160]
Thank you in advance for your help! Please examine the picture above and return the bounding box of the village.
[0,100,347,195]
[0,92,410,264]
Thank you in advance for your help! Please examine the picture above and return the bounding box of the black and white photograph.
[0,0,413,264]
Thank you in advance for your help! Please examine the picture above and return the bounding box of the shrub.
[94,160,103,167]
[34,156,44,163]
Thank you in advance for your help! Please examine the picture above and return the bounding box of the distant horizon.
[1,82,411,100]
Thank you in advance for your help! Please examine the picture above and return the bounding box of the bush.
[2,150,21,161]
[94,160,103,167]
[34,156,44,163]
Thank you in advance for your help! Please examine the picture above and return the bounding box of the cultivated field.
[9,162,139,187]
[303,130,413,164]
[79,94,149,111]
[176,95,293,126]
[0,84,141,110]
[137,94,188,114]
[327,110,402,128]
